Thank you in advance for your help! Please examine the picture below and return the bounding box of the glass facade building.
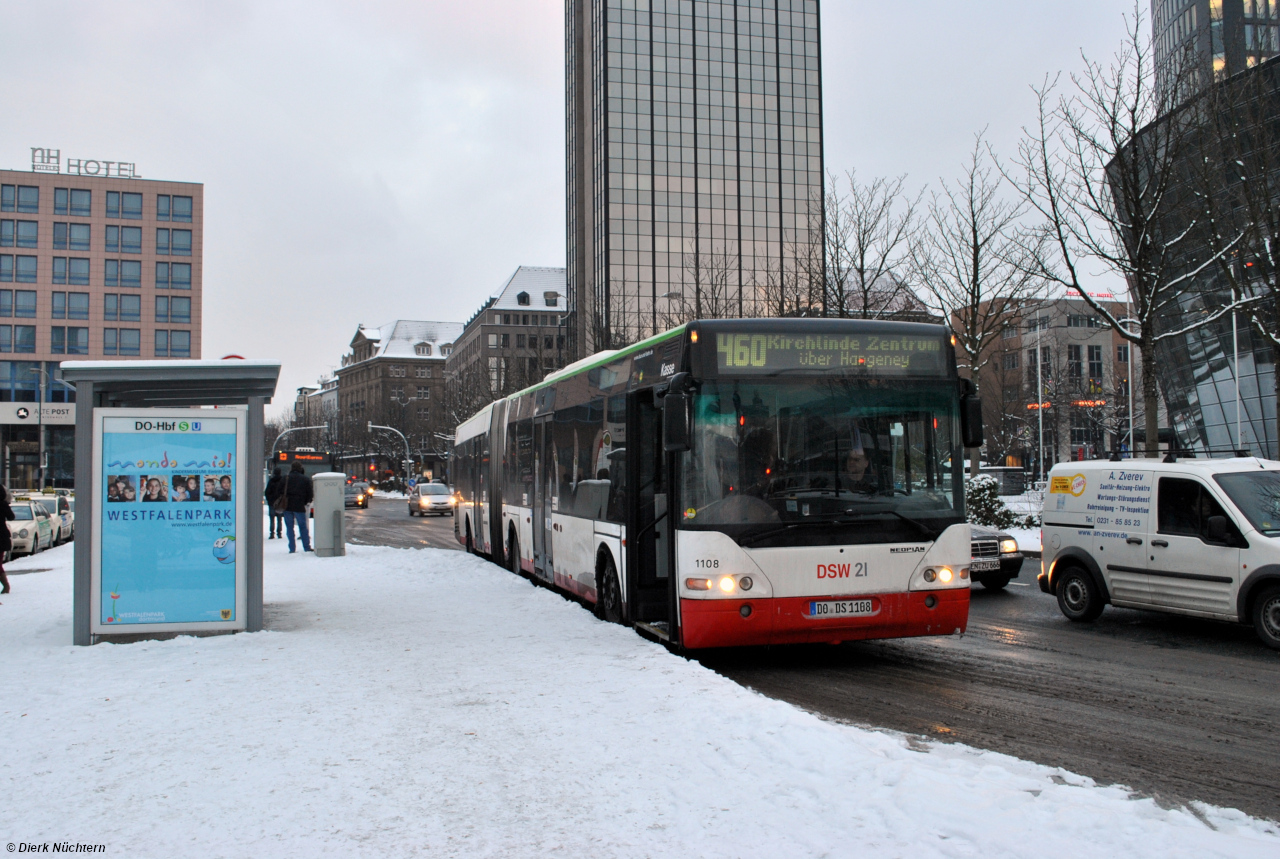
[567,0,825,354]
[1153,1,1280,96]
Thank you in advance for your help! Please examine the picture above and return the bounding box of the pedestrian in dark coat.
[0,486,15,594]
[264,466,285,539]
[281,463,314,553]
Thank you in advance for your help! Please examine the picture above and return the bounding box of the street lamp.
[368,422,413,487]
[27,367,46,491]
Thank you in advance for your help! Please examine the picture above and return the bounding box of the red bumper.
[678,589,970,649]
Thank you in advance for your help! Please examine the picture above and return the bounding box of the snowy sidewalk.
[1,541,1275,858]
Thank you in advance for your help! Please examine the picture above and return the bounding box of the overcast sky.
[0,0,1132,417]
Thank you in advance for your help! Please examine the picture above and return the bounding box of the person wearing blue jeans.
[281,462,314,553]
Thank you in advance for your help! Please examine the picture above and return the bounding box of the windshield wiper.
[881,510,940,540]
[737,518,863,547]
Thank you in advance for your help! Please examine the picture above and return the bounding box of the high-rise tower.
[567,0,825,355]
[1153,0,1280,96]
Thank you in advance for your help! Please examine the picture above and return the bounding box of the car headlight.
[1000,538,1018,554]
[419,497,428,505]
[19,529,28,538]
[449,497,457,505]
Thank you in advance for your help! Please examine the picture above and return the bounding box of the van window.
[1157,477,1237,542]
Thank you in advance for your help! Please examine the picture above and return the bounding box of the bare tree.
[914,133,1042,475]
[1006,5,1260,457]
[824,171,921,319]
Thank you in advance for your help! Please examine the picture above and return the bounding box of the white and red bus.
[452,318,981,649]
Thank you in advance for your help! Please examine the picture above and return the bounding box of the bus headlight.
[937,567,954,584]
[685,578,713,591]
[718,576,736,593]
[739,576,753,591]
[1000,538,1018,554]
[923,568,937,582]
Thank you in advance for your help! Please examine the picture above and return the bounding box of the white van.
[1040,457,1280,649]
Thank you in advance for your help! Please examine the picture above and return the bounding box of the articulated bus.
[452,318,983,649]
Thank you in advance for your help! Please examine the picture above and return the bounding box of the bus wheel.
[507,531,521,576]
[596,555,623,625]
[1252,586,1280,650]
[1056,567,1104,622]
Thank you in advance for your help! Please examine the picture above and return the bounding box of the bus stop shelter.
[60,360,281,645]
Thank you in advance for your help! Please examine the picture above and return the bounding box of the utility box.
[312,472,347,558]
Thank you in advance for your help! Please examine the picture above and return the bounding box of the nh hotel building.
[0,160,202,488]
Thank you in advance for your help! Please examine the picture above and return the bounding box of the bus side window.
[606,394,627,523]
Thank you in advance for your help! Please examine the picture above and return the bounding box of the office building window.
[488,334,498,348]
[156,195,193,223]
[51,327,89,356]
[1117,344,1130,363]
[0,256,12,282]
[1067,314,1101,329]
[1002,352,1020,370]
[516,334,526,348]
[0,326,9,352]
[13,256,36,283]
[53,223,91,251]
[63,258,89,286]
[157,329,191,358]
[12,186,38,214]
[105,259,142,288]
[1088,345,1104,380]
[69,189,89,216]
[156,296,169,322]
[5,221,37,249]
[52,292,65,318]
[12,325,35,353]
[0,290,10,316]
[108,328,140,356]
[105,191,142,219]
[415,366,428,378]
[14,291,36,318]
[168,296,190,324]
[106,225,142,254]
[120,294,140,321]
[156,228,170,255]
[1068,344,1083,379]
[155,261,191,289]
[0,186,11,212]
[172,229,192,256]
[54,188,67,215]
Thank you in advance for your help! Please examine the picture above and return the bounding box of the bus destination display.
[712,331,947,376]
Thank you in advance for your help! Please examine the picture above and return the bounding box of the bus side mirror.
[1206,515,1228,543]
[664,390,691,452]
[960,379,984,449]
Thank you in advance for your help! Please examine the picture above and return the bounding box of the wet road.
[698,570,1280,821]
[344,494,460,551]
[350,497,1280,821]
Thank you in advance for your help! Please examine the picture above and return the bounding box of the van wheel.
[981,576,1011,591]
[1056,567,1104,622]
[595,555,623,624]
[1252,586,1280,650]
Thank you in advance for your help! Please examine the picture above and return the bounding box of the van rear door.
[1093,467,1155,606]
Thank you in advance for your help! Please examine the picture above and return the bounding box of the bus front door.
[532,415,555,584]
[627,391,670,626]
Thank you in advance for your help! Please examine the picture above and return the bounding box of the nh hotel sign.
[30,147,140,179]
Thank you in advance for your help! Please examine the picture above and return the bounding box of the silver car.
[409,483,455,517]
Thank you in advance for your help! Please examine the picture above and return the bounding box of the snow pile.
[1,542,1274,857]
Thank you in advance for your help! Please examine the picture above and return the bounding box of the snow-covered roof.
[491,266,567,312]
[351,320,465,361]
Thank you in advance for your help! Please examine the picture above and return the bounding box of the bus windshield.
[680,378,963,545]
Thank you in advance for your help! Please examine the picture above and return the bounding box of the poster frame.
[89,406,248,635]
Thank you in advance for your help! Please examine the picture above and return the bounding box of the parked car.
[8,499,55,556]
[344,482,371,509]
[409,482,455,517]
[970,524,1023,590]
[29,494,73,544]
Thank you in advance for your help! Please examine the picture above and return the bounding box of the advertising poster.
[91,409,246,633]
